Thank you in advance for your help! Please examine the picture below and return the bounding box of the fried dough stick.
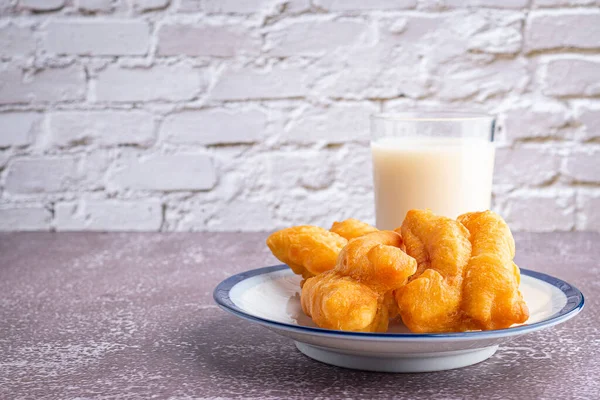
[395,210,472,333]
[458,211,529,330]
[330,218,378,241]
[301,231,416,332]
[266,219,378,281]
[266,226,347,281]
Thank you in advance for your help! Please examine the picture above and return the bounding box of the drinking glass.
[370,111,497,230]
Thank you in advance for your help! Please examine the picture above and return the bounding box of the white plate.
[214,265,584,373]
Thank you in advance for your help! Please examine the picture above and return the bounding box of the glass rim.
[371,111,495,122]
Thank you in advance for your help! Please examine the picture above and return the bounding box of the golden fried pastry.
[266,226,347,280]
[395,209,472,333]
[336,231,411,292]
[300,273,386,332]
[268,210,528,334]
[458,211,529,330]
[330,218,378,240]
[395,209,529,333]
[301,231,417,332]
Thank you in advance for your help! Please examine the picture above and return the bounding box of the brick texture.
[109,153,216,191]
[502,190,575,232]
[198,0,310,14]
[77,0,114,12]
[421,0,528,8]
[47,111,156,148]
[133,0,170,12]
[0,112,40,147]
[563,148,600,183]
[55,199,162,231]
[494,147,561,187]
[285,102,378,143]
[5,157,79,194]
[526,11,600,51]
[577,105,600,140]
[95,64,205,102]
[315,0,416,10]
[577,191,600,231]
[0,205,51,231]
[266,20,369,56]
[44,20,150,56]
[0,150,11,169]
[161,109,267,145]
[0,23,36,57]
[503,101,569,141]
[204,199,275,231]
[0,3,599,232]
[534,0,600,7]
[210,65,309,100]
[4,155,108,194]
[0,65,85,104]
[157,24,258,57]
[543,59,600,97]
[20,0,65,11]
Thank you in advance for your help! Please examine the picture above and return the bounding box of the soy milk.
[371,137,495,230]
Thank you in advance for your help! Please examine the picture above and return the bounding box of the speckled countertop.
[0,232,597,399]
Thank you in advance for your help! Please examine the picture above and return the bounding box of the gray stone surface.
[0,232,597,399]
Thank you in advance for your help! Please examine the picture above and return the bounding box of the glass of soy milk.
[371,112,496,230]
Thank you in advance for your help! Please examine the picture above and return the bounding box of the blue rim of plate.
[213,264,584,340]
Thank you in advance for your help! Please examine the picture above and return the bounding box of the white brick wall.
[108,152,217,191]
[95,63,206,102]
[577,104,600,140]
[44,20,150,56]
[0,204,51,231]
[0,0,599,232]
[494,147,560,187]
[210,64,310,100]
[20,0,65,11]
[0,113,40,147]
[0,65,86,104]
[77,0,114,13]
[526,10,600,51]
[501,190,576,232]
[161,108,267,145]
[265,19,369,56]
[543,58,600,97]
[0,22,36,58]
[47,110,156,148]
[157,23,260,57]
[55,198,162,231]
[577,190,600,231]
[564,148,600,183]
[285,102,377,143]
